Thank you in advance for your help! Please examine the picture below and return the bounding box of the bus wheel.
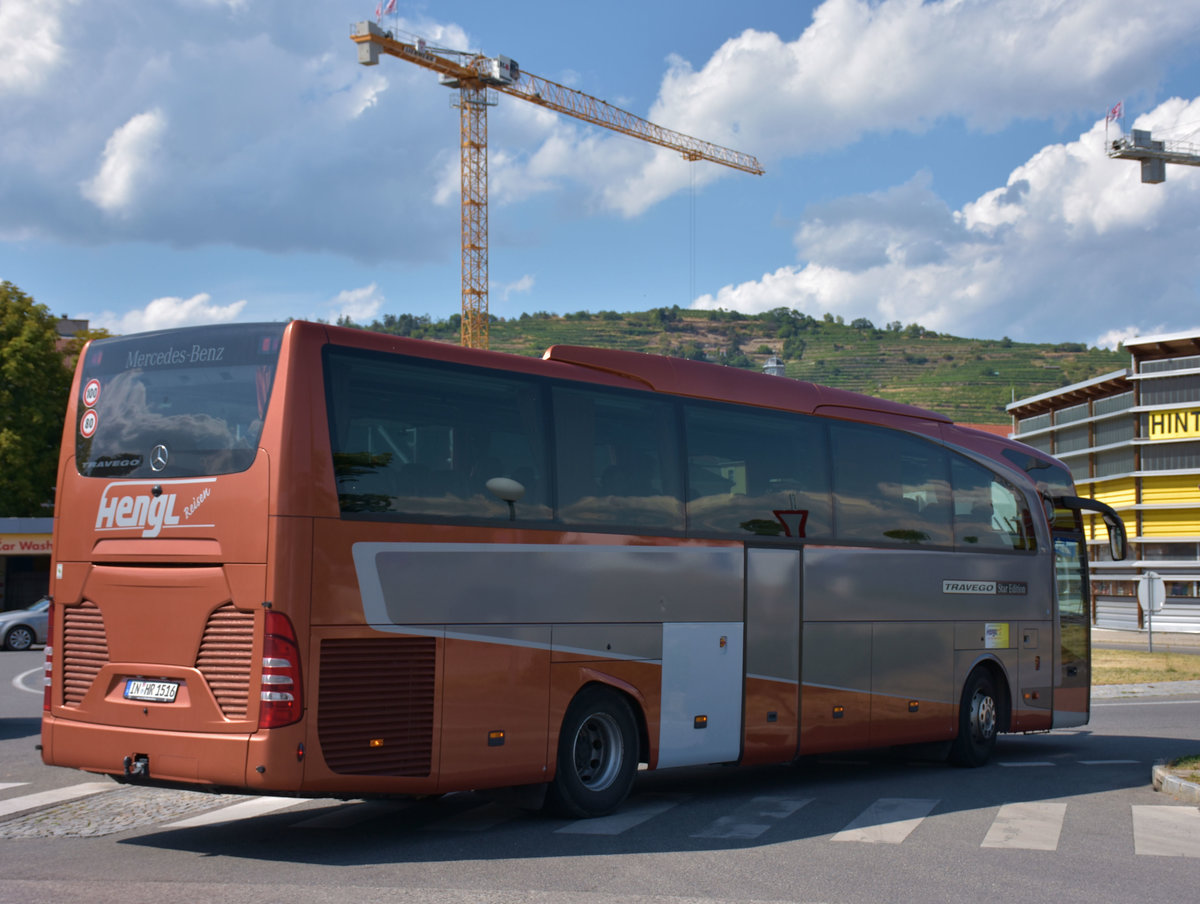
[547,686,638,818]
[949,669,999,768]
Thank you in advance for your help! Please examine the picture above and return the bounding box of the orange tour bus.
[41,319,1126,817]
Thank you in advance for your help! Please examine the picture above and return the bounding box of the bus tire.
[546,686,638,818]
[949,668,999,767]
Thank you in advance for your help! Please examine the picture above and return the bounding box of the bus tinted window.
[553,386,684,530]
[684,403,831,539]
[75,323,285,479]
[325,349,552,520]
[951,457,1037,552]
[831,422,953,546]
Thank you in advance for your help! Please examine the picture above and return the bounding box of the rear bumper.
[42,713,255,789]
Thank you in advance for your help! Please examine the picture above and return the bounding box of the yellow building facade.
[1009,330,1200,631]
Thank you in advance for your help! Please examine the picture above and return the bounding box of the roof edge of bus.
[542,344,952,423]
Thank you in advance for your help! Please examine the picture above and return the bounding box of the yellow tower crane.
[352,20,763,349]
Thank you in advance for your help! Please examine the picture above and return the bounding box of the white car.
[0,598,49,651]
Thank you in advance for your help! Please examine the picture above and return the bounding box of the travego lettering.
[942,580,997,595]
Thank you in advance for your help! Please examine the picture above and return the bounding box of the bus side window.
[325,350,551,521]
[830,423,953,547]
[683,402,831,539]
[553,387,683,531]
[950,457,1036,552]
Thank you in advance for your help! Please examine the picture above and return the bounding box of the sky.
[2,0,1200,348]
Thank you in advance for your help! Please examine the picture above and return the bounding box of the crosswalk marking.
[0,781,114,820]
[1132,805,1200,858]
[164,796,301,828]
[832,798,939,844]
[692,796,811,840]
[556,795,684,835]
[981,802,1066,850]
[292,799,412,829]
[997,761,1054,767]
[432,801,520,833]
[7,779,1200,860]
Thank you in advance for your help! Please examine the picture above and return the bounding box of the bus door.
[1052,532,1090,727]
[742,547,802,765]
[1050,495,1127,728]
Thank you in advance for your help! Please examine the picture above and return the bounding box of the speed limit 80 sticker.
[80,409,99,438]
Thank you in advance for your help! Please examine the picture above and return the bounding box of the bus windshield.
[74,323,286,479]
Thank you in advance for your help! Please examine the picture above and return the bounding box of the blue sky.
[3,0,1200,347]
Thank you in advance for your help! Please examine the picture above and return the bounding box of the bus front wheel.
[949,669,999,767]
[546,686,638,818]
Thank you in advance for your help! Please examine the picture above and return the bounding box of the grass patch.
[1169,755,1200,783]
[1093,649,1200,685]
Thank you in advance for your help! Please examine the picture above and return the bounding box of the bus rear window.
[74,323,286,479]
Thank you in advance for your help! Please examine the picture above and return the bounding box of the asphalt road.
[3,648,1200,904]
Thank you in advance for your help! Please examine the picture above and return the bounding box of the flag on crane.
[1106,101,1123,124]
[375,0,396,21]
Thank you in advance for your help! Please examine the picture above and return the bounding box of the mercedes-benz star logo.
[150,444,169,472]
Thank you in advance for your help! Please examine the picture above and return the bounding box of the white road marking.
[556,796,684,835]
[832,798,939,844]
[692,796,812,839]
[981,802,1066,850]
[12,666,43,695]
[291,799,413,829]
[0,782,114,820]
[164,796,302,828]
[1132,805,1200,858]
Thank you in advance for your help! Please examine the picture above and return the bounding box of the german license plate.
[124,679,179,703]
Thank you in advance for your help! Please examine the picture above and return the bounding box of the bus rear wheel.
[949,668,999,767]
[546,686,638,818]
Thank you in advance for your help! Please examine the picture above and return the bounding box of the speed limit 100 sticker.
[80,409,99,438]
[83,378,101,407]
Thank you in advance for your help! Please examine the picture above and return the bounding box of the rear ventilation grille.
[195,604,255,720]
[62,602,109,707]
[318,637,436,776]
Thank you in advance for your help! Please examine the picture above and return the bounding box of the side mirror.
[1052,496,1128,561]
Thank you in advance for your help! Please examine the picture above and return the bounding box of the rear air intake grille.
[195,604,255,720]
[62,602,109,707]
[318,637,436,776]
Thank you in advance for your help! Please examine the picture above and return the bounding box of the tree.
[0,282,73,515]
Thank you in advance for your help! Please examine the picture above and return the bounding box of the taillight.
[42,599,55,712]
[258,610,302,729]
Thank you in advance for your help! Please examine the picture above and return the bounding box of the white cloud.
[694,96,1200,342]
[498,274,535,301]
[1095,326,1160,351]
[88,293,247,334]
[329,283,384,323]
[80,109,167,215]
[0,0,69,95]
[597,0,1200,215]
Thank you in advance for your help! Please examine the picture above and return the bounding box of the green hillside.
[348,307,1126,425]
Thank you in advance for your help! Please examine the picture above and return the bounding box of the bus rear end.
[41,322,302,791]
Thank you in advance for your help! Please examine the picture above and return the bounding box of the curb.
[1152,763,1200,804]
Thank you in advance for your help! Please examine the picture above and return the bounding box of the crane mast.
[352,20,763,348]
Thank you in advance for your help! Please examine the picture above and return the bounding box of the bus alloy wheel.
[547,686,638,818]
[949,669,999,767]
